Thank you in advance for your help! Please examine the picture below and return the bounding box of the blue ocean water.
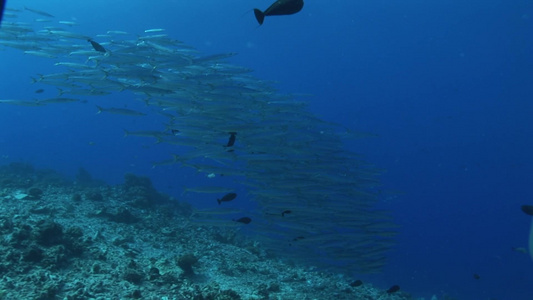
[1,0,532,299]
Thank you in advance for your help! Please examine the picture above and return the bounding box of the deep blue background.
[1,0,532,298]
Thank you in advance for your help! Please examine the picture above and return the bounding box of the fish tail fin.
[217,199,221,205]
[253,9,265,25]
[96,105,103,114]
[123,129,129,137]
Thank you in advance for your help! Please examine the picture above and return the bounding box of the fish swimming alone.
[254,0,304,25]
[217,192,237,205]
[521,205,533,261]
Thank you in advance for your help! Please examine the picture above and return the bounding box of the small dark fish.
[292,236,305,241]
[254,0,304,25]
[171,129,181,136]
[386,285,400,294]
[88,39,106,53]
[522,205,533,216]
[0,0,5,25]
[511,246,528,254]
[35,89,45,94]
[225,132,237,147]
[234,217,252,224]
[217,192,237,205]
[281,210,292,217]
[473,273,480,280]
[350,280,363,287]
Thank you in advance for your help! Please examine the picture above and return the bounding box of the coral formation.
[0,164,413,299]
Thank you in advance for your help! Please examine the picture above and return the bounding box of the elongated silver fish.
[24,6,55,18]
[96,105,146,116]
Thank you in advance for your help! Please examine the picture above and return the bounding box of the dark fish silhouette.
[350,280,363,287]
[88,39,106,53]
[522,205,533,216]
[35,89,45,94]
[234,217,252,224]
[226,132,237,147]
[0,0,5,25]
[254,0,304,25]
[523,205,533,261]
[281,210,292,217]
[217,192,237,205]
[511,246,528,254]
[473,273,480,280]
[386,285,400,294]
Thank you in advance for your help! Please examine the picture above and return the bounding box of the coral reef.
[0,164,414,299]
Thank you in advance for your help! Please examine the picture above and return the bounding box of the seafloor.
[0,162,414,300]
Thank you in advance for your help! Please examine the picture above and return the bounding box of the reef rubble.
[0,163,411,299]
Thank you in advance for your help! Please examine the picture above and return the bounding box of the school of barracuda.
[0,6,396,274]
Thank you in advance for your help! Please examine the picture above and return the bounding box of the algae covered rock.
[27,187,44,200]
[123,173,170,208]
[35,220,64,247]
[177,253,199,276]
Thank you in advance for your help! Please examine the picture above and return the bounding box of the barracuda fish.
[24,50,56,58]
[192,53,238,64]
[191,207,243,216]
[183,186,235,195]
[0,99,42,106]
[54,62,92,69]
[138,34,168,40]
[48,30,91,40]
[38,97,79,104]
[24,6,55,18]
[188,218,242,228]
[96,105,146,116]
[107,30,128,35]
[123,130,167,138]
[59,20,77,26]
[0,8,398,274]
[144,28,165,33]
